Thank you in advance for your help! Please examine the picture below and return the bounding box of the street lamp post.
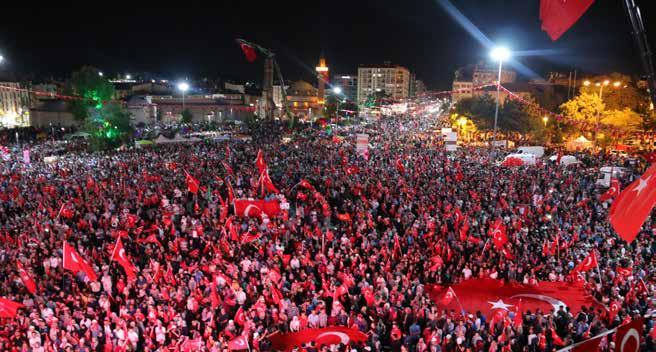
[333,86,343,120]
[178,82,190,112]
[490,46,511,153]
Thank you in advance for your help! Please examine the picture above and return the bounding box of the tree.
[600,108,641,132]
[579,73,649,112]
[67,66,116,121]
[559,93,605,127]
[181,109,193,123]
[454,95,495,130]
[67,67,133,150]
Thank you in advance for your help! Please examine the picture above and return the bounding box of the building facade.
[451,64,517,103]
[0,82,31,127]
[331,74,358,102]
[357,64,411,106]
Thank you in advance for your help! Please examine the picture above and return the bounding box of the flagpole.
[452,289,466,317]
[482,239,490,255]
[594,251,604,287]
[554,328,616,352]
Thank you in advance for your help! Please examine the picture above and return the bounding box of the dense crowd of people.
[0,112,654,352]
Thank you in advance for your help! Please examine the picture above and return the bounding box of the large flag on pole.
[609,163,656,243]
[540,0,595,41]
[16,261,37,294]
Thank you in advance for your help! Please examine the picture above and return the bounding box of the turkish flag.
[489,219,508,249]
[574,251,598,272]
[241,232,262,244]
[111,237,137,281]
[181,338,204,352]
[616,267,632,277]
[600,179,620,202]
[540,0,595,41]
[0,297,24,318]
[137,233,162,246]
[233,199,281,218]
[239,42,257,63]
[16,261,36,294]
[255,149,267,173]
[125,214,139,229]
[228,335,249,351]
[608,300,621,322]
[185,172,200,194]
[222,161,234,176]
[610,163,656,243]
[426,278,592,318]
[615,318,643,352]
[336,213,352,222]
[396,159,405,174]
[234,306,246,326]
[268,327,368,351]
[298,179,314,190]
[259,169,279,194]
[441,287,456,305]
[63,242,97,282]
[270,285,283,305]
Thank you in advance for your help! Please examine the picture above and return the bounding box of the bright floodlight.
[178,82,190,92]
[0,55,4,64]
[333,87,342,94]
[126,74,131,79]
[98,71,103,77]
[490,47,511,62]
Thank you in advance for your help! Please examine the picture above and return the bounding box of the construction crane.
[623,0,656,107]
[235,38,293,122]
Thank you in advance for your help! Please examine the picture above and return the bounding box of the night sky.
[0,1,653,89]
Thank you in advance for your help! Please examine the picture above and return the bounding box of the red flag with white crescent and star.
[573,251,598,273]
[239,42,257,63]
[615,317,642,352]
[62,242,98,282]
[600,179,620,202]
[267,327,368,351]
[426,278,592,318]
[441,287,456,306]
[609,163,656,243]
[255,149,267,174]
[111,237,137,281]
[228,335,249,350]
[16,261,36,295]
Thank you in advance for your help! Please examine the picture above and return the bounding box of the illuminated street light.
[583,80,591,86]
[542,116,548,127]
[98,71,103,77]
[603,80,610,86]
[613,81,621,87]
[178,82,190,111]
[126,74,132,80]
[333,86,342,95]
[489,46,511,152]
[490,47,511,62]
[0,55,4,64]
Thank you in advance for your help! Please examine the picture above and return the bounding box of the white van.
[595,166,629,188]
[548,154,579,166]
[515,146,545,158]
